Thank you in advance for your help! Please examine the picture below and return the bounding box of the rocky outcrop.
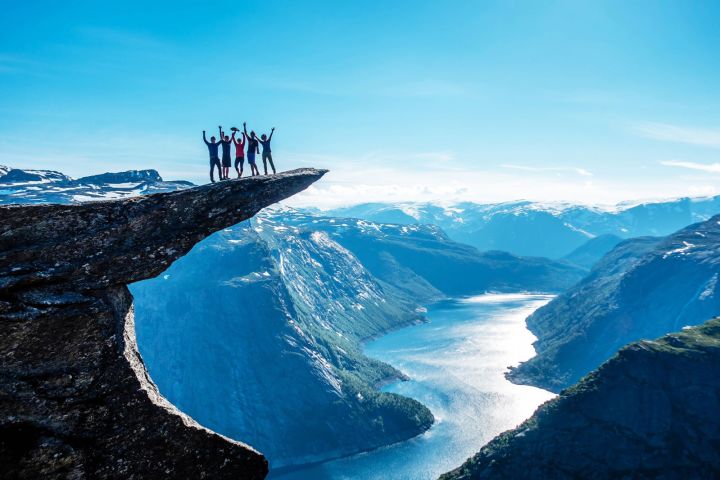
[440,318,720,480]
[0,169,326,479]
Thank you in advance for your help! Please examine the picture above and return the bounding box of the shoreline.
[269,292,555,477]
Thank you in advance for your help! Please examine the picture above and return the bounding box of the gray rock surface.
[0,169,326,479]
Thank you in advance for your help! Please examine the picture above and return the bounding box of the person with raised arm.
[218,125,233,180]
[258,127,276,175]
[243,122,261,176]
[203,129,222,183]
[231,128,246,178]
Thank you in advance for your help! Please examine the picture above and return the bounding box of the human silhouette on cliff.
[259,128,276,175]
[218,126,233,180]
[231,128,246,178]
[243,122,261,176]
[202,130,222,182]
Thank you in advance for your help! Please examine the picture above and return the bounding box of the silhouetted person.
[232,129,246,178]
[219,126,232,180]
[243,122,261,176]
[203,130,222,182]
[259,128,276,175]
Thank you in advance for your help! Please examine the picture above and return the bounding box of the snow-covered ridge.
[0,166,192,204]
[325,196,720,259]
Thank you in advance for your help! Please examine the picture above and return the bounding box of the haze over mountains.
[329,199,720,259]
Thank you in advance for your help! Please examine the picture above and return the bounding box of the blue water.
[270,293,555,480]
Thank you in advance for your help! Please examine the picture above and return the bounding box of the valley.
[271,294,555,480]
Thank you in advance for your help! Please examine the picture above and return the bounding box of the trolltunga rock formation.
[0,168,326,479]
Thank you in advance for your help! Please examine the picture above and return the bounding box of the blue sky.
[1,0,719,207]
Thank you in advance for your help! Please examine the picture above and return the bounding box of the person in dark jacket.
[202,130,222,182]
[258,127,276,175]
[218,126,232,180]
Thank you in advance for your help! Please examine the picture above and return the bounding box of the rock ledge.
[0,169,326,479]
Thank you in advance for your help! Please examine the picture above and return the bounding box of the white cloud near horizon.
[500,164,593,177]
[285,163,717,210]
[661,160,720,173]
[259,76,477,99]
[634,122,720,148]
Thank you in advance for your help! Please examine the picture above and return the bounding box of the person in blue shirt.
[202,129,222,182]
[258,127,276,175]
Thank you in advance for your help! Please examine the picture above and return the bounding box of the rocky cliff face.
[0,169,326,479]
[440,318,720,480]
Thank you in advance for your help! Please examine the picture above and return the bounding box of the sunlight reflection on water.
[270,294,556,480]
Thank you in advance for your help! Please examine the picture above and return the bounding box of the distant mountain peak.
[0,167,72,185]
[0,166,193,205]
[76,169,164,184]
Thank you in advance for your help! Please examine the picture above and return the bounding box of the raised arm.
[203,130,210,145]
[231,130,237,145]
[218,125,224,141]
[268,127,275,141]
[243,122,248,137]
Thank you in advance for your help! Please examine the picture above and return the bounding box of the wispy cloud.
[500,164,593,177]
[0,53,39,75]
[378,80,475,98]
[259,76,475,99]
[284,161,705,210]
[661,160,720,173]
[634,122,720,147]
[78,26,168,50]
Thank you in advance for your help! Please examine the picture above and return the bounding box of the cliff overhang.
[0,169,327,479]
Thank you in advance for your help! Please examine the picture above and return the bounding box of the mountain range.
[328,198,720,259]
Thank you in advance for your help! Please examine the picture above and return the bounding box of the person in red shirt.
[231,129,246,178]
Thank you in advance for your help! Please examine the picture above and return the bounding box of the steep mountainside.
[440,318,720,480]
[561,233,623,269]
[509,215,720,391]
[329,197,720,258]
[270,209,586,295]
[0,169,325,479]
[131,220,433,467]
